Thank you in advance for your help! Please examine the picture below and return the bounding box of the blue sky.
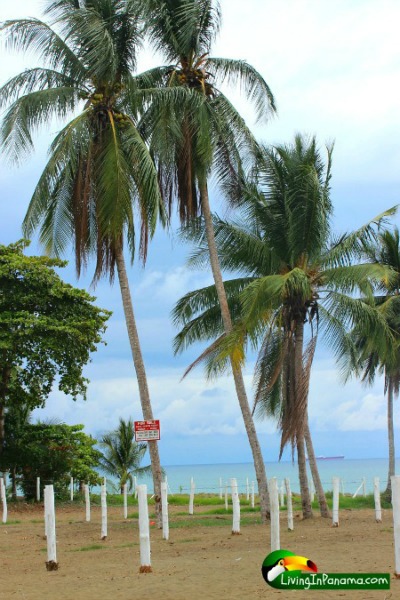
[1,0,400,465]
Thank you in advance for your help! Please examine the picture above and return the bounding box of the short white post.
[308,477,315,503]
[251,481,255,508]
[285,478,293,531]
[231,478,240,534]
[268,477,280,551]
[279,481,285,507]
[391,476,400,576]
[161,481,169,540]
[219,477,223,499]
[224,483,228,510]
[0,477,7,524]
[189,477,195,515]
[332,477,340,527]
[44,489,48,538]
[36,477,40,502]
[164,477,169,498]
[85,483,90,522]
[134,476,138,499]
[101,484,107,540]
[352,480,364,498]
[362,477,366,497]
[44,485,58,570]
[137,484,152,573]
[70,477,74,502]
[374,477,382,523]
[246,477,249,501]
[123,483,128,519]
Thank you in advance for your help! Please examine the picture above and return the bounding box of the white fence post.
[308,477,315,503]
[85,483,90,522]
[268,477,280,551]
[134,476,138,499]
[279,481,285,508]
[123,483,128,519]
[36,477,40,502]
[362,477,366,497]
[161,481,169,540]
[137,484,152,573]
[352,480,364,498]
[251,481,255,508]
[0,477,7,524]
[70,477,74,502]
[44,485,58,570]
[374,477,382,523]
[189,477,195,515]
[231,478,240,534]
[285,478,293,531]
[101,484,107,540]
[332,477,340,527]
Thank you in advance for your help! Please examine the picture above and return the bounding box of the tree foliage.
[0,419,101,500]
[99,417,151,493]
[0,240,110,450]
[173,135,397,453]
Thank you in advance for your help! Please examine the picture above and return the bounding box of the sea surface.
[102,458,394,496]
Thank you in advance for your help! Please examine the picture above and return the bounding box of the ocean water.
[106,458,394,496]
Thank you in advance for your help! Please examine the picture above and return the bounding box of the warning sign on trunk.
[134,420,160,441]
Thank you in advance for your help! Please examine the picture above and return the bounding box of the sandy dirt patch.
[0,502,396,600]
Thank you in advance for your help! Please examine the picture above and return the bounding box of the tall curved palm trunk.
[293,321,313,518]
[305,421,330,517]
[385,379,395,501]
[115,248,163,525]
[200,183,269,521]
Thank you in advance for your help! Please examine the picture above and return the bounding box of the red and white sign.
[134,420,160,442]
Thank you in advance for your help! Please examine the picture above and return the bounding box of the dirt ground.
[0,502,396,600]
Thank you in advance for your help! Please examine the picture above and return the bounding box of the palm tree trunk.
[297,436,313,518]
[115,247,163,527]
[11,467,17,500]
[200,182,269,522]
[384,378,395,500]
[294,320,313,518]
[304,420,330,517]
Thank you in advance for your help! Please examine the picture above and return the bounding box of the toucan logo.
[262,549,318,587]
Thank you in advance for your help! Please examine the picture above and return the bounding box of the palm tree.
[0,0,170,523]
[172,135,395,518]
[139,0,276,522]
[348,228,400,501]
[99,417,151,493]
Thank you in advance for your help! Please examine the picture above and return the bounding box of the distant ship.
[314,455,344,460]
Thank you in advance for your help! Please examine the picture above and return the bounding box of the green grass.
[1,519,21,525]
[71,544,105,552]
[116,542,139,549]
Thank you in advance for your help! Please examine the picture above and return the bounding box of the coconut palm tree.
[0,0,175,524]
[99,417,151,493]
[347,228,400,501]
[138,0,276,522]
[172,135,395,518]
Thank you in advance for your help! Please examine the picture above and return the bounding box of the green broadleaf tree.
[0,240,109,456]
[172,135,396,518]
